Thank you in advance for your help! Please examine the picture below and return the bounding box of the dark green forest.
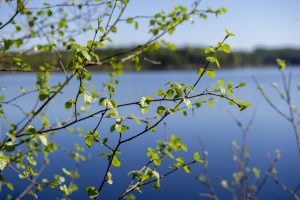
[1,47,300,71]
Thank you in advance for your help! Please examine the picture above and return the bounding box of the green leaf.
[82,51,91,61]
[99,97,108,106]
[83,92,92,104]
[176,157,185,164]
[107,172,113,184]
[37,184,43,191]
[221,180,228,188]
[206,56,220,68]
[193,152,202,163]
[65,101,73,110]
[225,29,235,37]
[198,175,207,183]
[26,156,37,166]
[153,181,160,189]
[24,125,35,135]
[112,156,121,168]
[130,114,140,125]
[114,124,129,133]
[140,96,152,107]
[252,167,260,179]
[238,102,251,111]
[197,67,205,77]
[166,89,174,99]
[62,168,71,176]
[239,82,246,87]
[87,40,93,49]
[126,18,134,24]
[228,81,233,89]
[0,153,9,171]
[222,44,230,53]
[206,70,215,78]
[207,100,215,107]
[183,165,191,173]
[276,58,286,70]
[204,47,214,56]
[85,131,94,148]
[6,182,14,191]
[217,80,225,87]
[153,158,161,166]
[271,166,277,174]
[170,83,183,97]
[140,96,152,114]
[140,107,149,114]
[134,21,139,29]
[97,42,106,48]
[85,186,99,199]
[38,134,48,146]
[111,26,117,33]
[157,106,166,115]
[228,100,235,105]
[183,98,192,108]
[0,96,5,102]
[156,89,165,96]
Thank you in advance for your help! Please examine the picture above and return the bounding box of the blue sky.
[111,0,300,50]
[1,0,300,51]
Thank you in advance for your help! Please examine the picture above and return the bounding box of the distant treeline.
[1,47,300,71]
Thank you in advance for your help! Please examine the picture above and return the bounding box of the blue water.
[0,68,300,199]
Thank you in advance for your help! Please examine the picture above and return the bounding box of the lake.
[0,67,300,199]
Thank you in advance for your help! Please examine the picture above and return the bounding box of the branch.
[16,164,46,200]
[0,1,23,30]
[95,133,122,199]
[118,161,197,199]
[197,136,219,200]
[253,76,291,121]
[26,1,109,10]
[266,172,300,200]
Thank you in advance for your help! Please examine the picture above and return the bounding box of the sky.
[110,0,300,51]
[1,0,300,51]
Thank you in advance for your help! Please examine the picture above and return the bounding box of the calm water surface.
[0,67,300,199]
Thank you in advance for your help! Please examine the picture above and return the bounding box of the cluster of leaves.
[119,136,203,200]
[196,60,300,200]
[0,0,253,199]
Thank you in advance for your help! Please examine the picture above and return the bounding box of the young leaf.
[126,18,134,24]
[239,82,246,87]
[85,186,99,199]
[166,89,174,99]
[183,165,191,173]
[157,106,166,115]
[183,98,192,108]
[6,182,14,191]
[276,58,286,70]
[65,100,73,110]
[197,67,205,77]
[193,152,202,163]
[206,70,215,78]
[85,131,94,148]
[82,51,91,62]
[225,29,235,37]
[221,180,228,188]
[206,56,220,68]
[130,114,140,124]
[107,172,113,184]
[114,124,129,133]
[252,167,261,179]
[24,125,36,135]
[112,156,121,168]
[222,44,230,53]
[0,153,9,171]
[156,89,165,96]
